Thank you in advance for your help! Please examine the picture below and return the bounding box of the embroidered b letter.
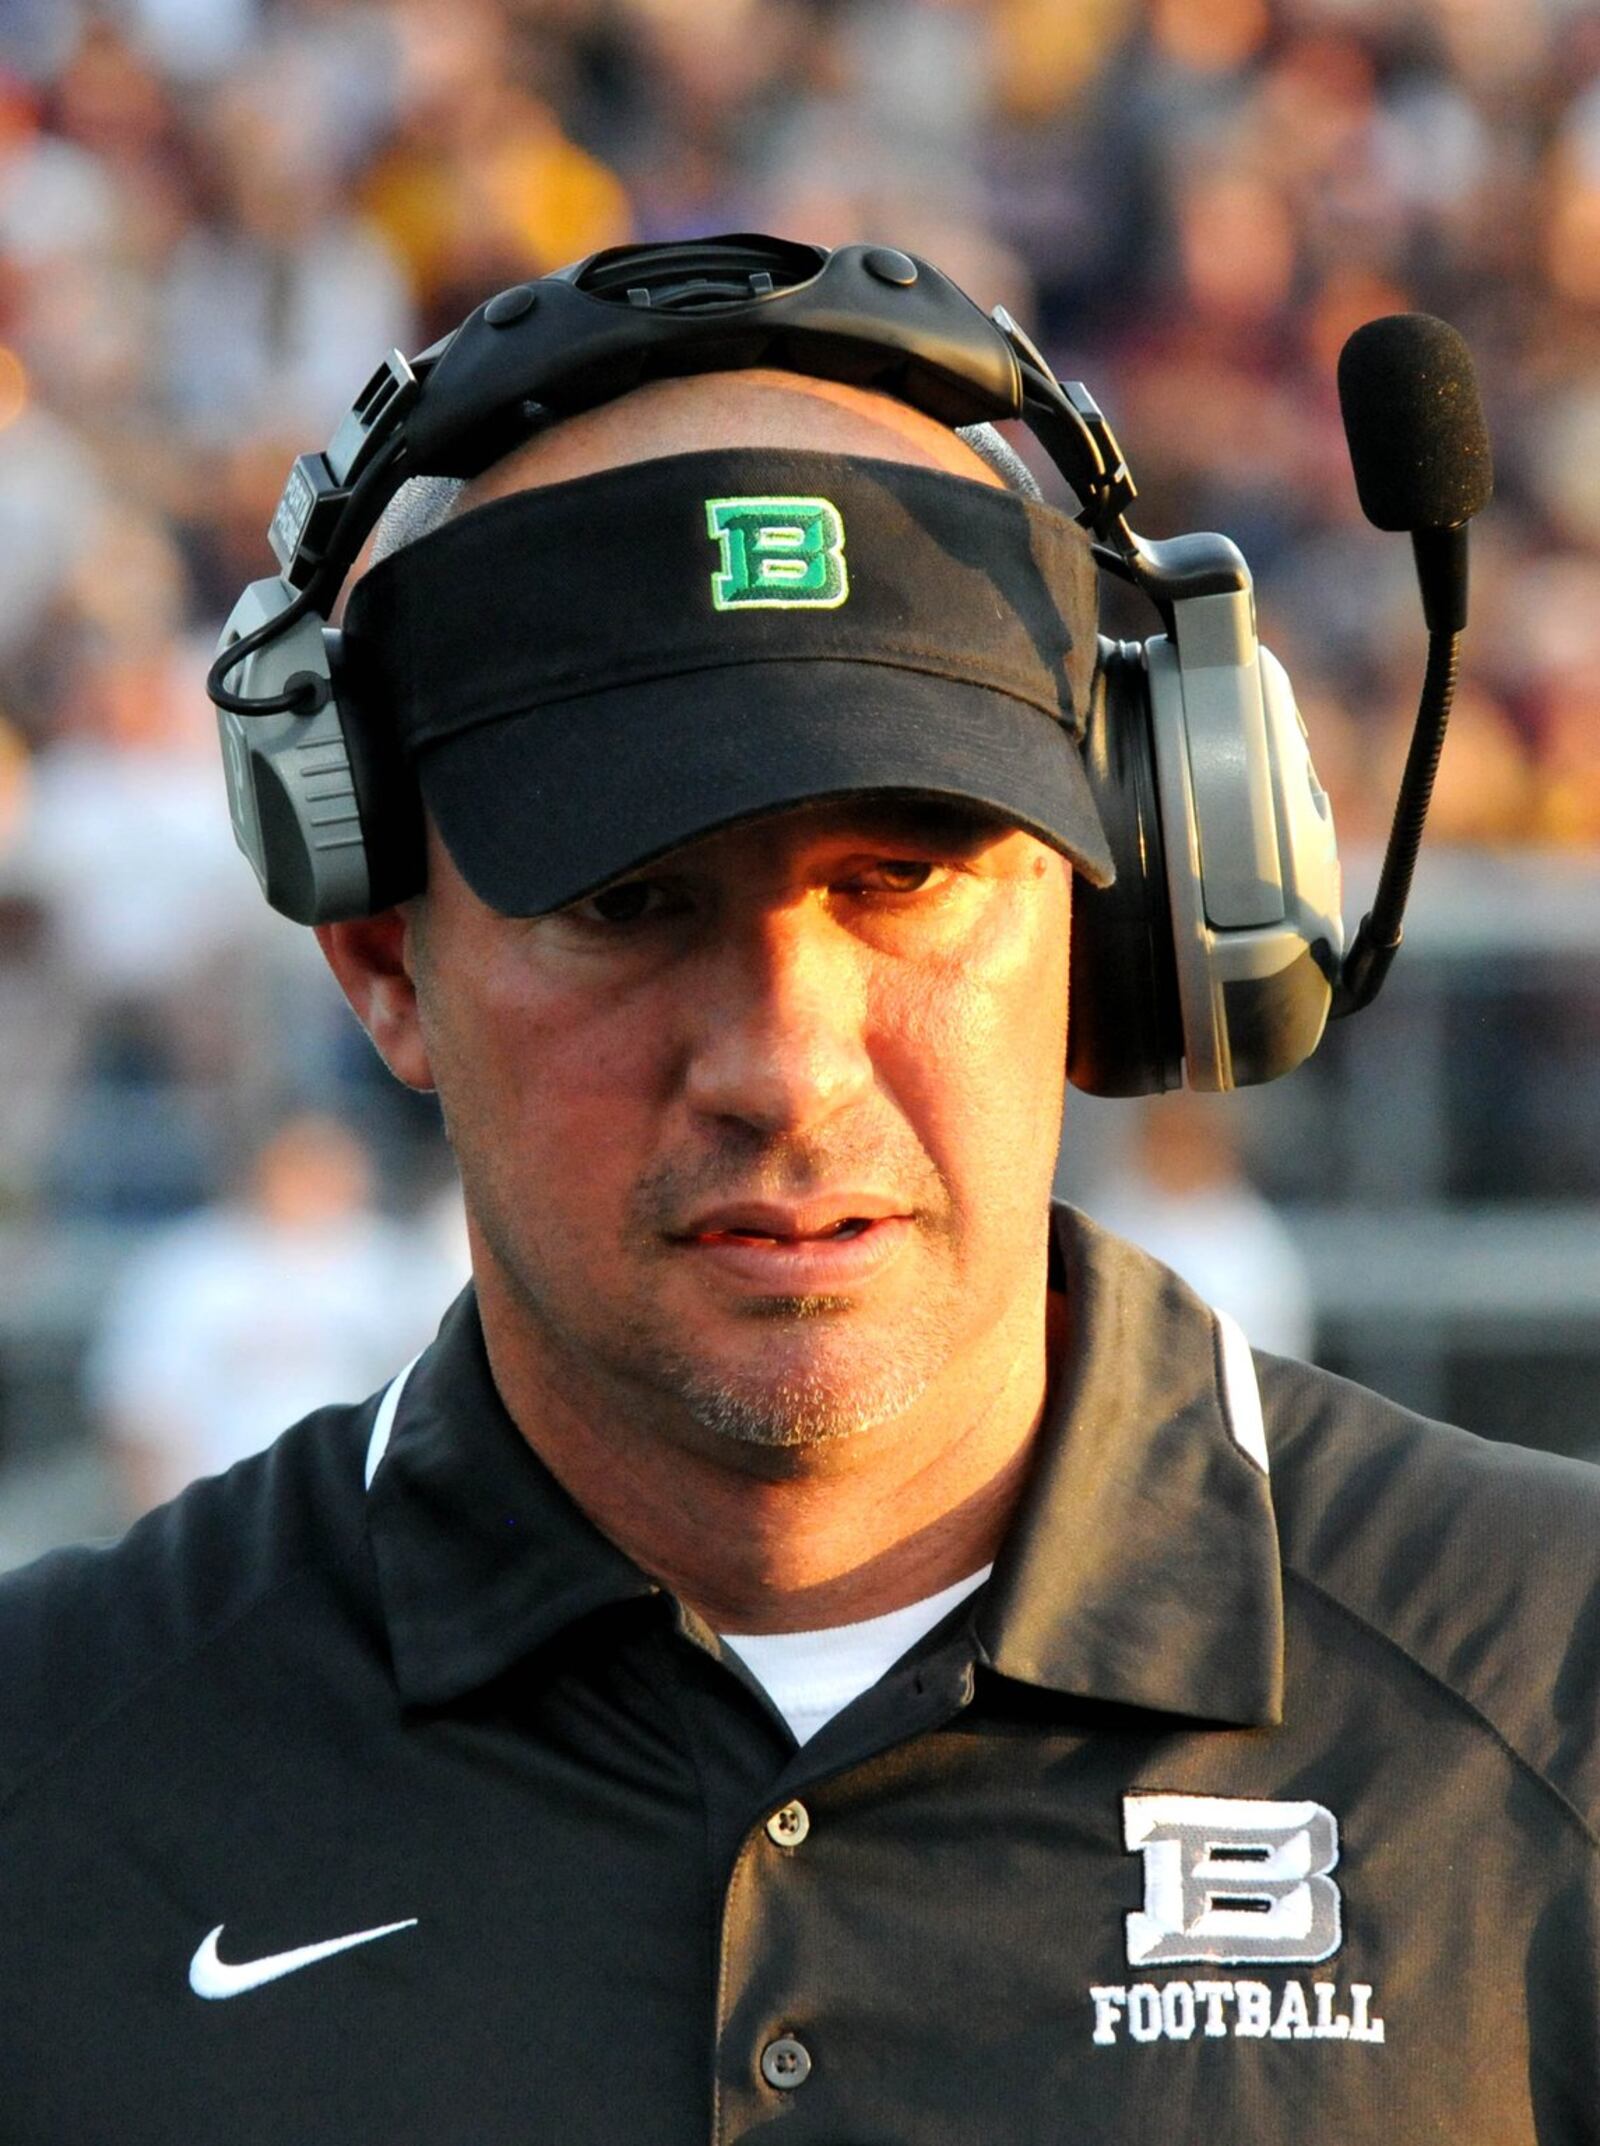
[1123,1794,1342,1967]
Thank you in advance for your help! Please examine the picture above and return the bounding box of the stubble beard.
[613,1286,957,1450]
[482,1230,962,1453]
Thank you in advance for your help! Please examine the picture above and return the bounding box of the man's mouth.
[693,1217,878,1246]
[662,1199,915,1291]
[673,1196,906,1245]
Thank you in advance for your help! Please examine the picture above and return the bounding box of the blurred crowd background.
[2,0,1599,1564]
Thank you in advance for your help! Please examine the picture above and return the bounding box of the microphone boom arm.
[1329,609,1463,1020]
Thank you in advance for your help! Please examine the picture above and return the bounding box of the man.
[2,359,1598,2146]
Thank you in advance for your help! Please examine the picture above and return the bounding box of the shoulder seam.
[0,1561,323,1827]
[1285,1564,1600,1857]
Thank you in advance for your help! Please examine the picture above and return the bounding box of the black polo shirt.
[2,1207,1598,2142]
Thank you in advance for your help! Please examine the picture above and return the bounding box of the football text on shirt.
[1088,1977,1386,2047]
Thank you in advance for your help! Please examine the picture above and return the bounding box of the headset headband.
[210,235,1230,723]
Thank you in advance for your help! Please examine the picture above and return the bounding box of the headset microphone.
[1330,313,1494,1016]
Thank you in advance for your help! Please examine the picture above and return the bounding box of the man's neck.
[475,1281,1066,1634]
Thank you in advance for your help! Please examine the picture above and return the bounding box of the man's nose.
[683,904,874,1136]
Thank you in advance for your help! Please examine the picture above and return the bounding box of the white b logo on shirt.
[1123,1794,1342,1967]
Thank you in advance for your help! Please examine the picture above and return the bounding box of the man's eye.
[576,880,668,925]
[860,859,937,892]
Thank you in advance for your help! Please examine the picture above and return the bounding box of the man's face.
[407,796,1071,1456]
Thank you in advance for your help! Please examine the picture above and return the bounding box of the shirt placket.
[706,1649,977,2144]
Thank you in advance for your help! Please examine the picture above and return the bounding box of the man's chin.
[649,1326,947,1451]
[675,1371,932,1451]
[654,1231,975,1437]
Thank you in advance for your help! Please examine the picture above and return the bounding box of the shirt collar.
[368,1206,1282,1725]
[975,1207,1283,1727]
[367,1290,659,1707]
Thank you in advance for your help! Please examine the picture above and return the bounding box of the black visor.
[342,448,1112,912]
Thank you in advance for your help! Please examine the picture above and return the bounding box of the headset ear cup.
[328,628,426,912]
[1068,640,1186,1097]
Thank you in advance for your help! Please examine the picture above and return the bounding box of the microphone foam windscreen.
[1337,314,1494,531]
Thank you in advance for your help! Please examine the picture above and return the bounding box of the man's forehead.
[458,367,1006,507]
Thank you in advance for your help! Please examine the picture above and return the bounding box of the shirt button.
[766,1799,810,1848]
[761,2035,812,2090]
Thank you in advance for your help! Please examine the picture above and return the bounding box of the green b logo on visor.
[706,496,849,610]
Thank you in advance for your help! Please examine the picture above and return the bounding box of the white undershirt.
[720,1565,993,1745]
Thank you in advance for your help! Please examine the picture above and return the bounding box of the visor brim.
[417,658,1115,915]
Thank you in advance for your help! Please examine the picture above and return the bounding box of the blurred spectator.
[0,70,116,268]
[361,0,630,333]
[1092,1094,1317,1358]
[158,64,414,444]
[0,403,105,672]
[14,508,256,1003]
[86,1113,466,1517]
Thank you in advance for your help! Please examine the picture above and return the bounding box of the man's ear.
[314,909,436,1092]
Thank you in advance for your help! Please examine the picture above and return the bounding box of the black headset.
[209,232,1350,1099]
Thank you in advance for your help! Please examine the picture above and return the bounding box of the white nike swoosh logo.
[189,1918,419,1999]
